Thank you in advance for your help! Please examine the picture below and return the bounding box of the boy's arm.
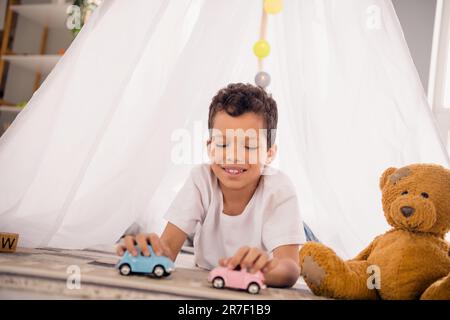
[264,244,301,288]
[160,222,188,262]
[220,244,301,288]
[117,222,187,262]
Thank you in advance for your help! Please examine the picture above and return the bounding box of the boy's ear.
[206,138,212,156]
[265,144,278,164]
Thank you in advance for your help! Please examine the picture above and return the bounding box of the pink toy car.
[208,265,266,294]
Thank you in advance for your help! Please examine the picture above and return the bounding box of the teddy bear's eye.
[401,191,408,195]
[421,192,429,199]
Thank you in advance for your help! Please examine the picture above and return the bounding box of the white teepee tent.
[0,0,448,258]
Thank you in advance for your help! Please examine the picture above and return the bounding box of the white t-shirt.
[164,163,306,270]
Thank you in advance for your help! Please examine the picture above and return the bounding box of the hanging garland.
[254,0,283,89]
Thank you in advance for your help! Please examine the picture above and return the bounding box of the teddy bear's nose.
[400,206,415,218]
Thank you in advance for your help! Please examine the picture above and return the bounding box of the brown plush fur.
[299,164,450,299]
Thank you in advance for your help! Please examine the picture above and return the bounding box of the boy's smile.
[221,165,248,177]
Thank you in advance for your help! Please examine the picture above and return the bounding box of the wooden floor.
[0,246,327,300]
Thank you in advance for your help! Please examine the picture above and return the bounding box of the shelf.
[10,3,71,29]
[0,105,23,112]
[2,54,61,75]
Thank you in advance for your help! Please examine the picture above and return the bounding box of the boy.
[117,83,305,287]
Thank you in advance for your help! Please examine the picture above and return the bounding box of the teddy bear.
[299,164,450,300]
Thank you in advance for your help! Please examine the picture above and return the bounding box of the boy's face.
[207,110,277,190]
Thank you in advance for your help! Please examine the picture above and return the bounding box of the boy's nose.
[226,153,244,164]
[225,144,244,164]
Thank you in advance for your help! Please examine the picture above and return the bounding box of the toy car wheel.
[247,282,260,294]
[212,277,225,289]
[119,264,131,276]
[153,265,165,278]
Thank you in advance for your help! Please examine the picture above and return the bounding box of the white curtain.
[0,0,448,258]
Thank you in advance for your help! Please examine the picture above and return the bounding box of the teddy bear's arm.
[421,273,450,300]
[350,237,378,261]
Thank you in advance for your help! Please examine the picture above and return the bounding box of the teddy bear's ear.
[379,167,397,190]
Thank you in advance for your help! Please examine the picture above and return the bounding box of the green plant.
[67,0,103,37]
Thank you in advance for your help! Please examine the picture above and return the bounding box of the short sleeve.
[262,183,306,252]
[163,166,207,235]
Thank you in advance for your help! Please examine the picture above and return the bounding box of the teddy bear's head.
[379,164,450,237]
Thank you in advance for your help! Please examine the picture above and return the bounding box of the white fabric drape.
[0,0,448,258]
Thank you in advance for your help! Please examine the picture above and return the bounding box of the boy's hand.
[219,246,278,274]
[116,233,172,258]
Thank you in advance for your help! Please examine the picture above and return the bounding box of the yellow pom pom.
[264,0,283,14]
[253,40,271,58]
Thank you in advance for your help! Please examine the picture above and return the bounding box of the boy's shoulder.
[187,163,215,185]
[261,165,293,183]
[261,166,297,195]
[190,162,213,176]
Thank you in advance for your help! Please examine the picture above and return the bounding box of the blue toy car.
[116,245,175,278]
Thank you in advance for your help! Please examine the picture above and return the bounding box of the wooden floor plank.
[0,247,326,300]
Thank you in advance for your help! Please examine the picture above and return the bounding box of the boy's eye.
[215,143,228,148]
[245,146,258,150]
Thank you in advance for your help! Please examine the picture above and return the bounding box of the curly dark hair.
[208,83,278,148]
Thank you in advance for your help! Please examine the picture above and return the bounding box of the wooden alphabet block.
[0,232,19,253]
